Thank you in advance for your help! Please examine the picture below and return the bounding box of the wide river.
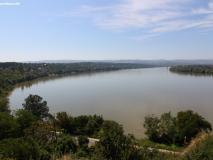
[9,67,213,138]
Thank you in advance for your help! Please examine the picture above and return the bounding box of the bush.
[55,113,103,136]
[55,112,74,134]
[184,135,213,160]
[0,98,10,113]
[56,135,77,155]
[24,121,55,147]
[95,121,141,160]
[0,138,47,160]
[15,109,36,135]
[78,136,89,148]
[144,110,212,146]
[176,110,212,145]
[0,112,19,140]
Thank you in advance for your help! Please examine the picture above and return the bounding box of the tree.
[78,136,89,148]
[95,121,138,160]
[144,115,160,142]
[176,110,212,145]
[0,138,49,160]
[24,121,55,148]
[158,112,176,144]
[56,134,77,155]
[144,110,212,146]
[55,112,74,134]
[15,109,36,135]
[0,112,19,140]
[76,136,90,157]
[73,115,90,135]
[22,95,49,119]
[0,98,10,113]
[85,115,103,136]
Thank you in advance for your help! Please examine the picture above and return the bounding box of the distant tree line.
[170,65,213,75]
[0,62,153,112]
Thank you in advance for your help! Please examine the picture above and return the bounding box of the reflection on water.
[9,68,213,138]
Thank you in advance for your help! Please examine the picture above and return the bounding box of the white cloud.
[192,0,213,15]
[0,2,21,6]
[67,0,213,36]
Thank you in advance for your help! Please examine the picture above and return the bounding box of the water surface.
[10,68,213,138]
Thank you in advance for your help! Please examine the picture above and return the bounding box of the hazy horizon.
[2,59,213,63]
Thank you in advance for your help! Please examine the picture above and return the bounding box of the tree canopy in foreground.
[0,94,212,160]
[144,111,212,146]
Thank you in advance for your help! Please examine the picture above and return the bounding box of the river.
[9,67,213,138]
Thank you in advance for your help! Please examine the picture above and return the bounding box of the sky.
[0,0,213,62]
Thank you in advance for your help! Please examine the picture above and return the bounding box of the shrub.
[144,110,212,146]
[0,138,46,160]
[184,135,213,160]
[0,112,19,140]
[56,135,77,155]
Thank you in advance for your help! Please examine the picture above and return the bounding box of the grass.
[137,139,183,152]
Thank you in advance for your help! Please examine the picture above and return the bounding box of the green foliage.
[0,138,49,160]
[24,121,55,147]
[0,112,19,140]
[15,109,36,135]
[73,115,103,135]
[144,115,160,142]
[170,65,213,75]
[56,112,74,134]
[78,136,89,148]
[56,113,103,136]
[0,98,10,113]
[0,89,213,160]
[184,135,213,160]
[158,112,176,144]
[133,148,177,160]
[22,94,49,119]
[176,111,212,145]
[56,134,77,155]
[94,121,141,160]
[144,111,212,146]
[138,139,182,152]
[76,136,90,157]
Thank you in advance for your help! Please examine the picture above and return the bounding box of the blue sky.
[0,0,213,61]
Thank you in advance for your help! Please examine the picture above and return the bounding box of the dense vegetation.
[0,94,164,160]
[144,112,212,146]
[184,135,213,160]
[170,65,213,75]
[0,62,153,112]
[0,94,212,160]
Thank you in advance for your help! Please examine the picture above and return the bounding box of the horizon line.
[2,59,213,63]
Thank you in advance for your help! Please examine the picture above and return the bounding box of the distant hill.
[25,60,213,67]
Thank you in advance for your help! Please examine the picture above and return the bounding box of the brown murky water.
[9,68,213,138]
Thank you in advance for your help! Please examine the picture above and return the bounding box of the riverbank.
[0,62,155,112]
